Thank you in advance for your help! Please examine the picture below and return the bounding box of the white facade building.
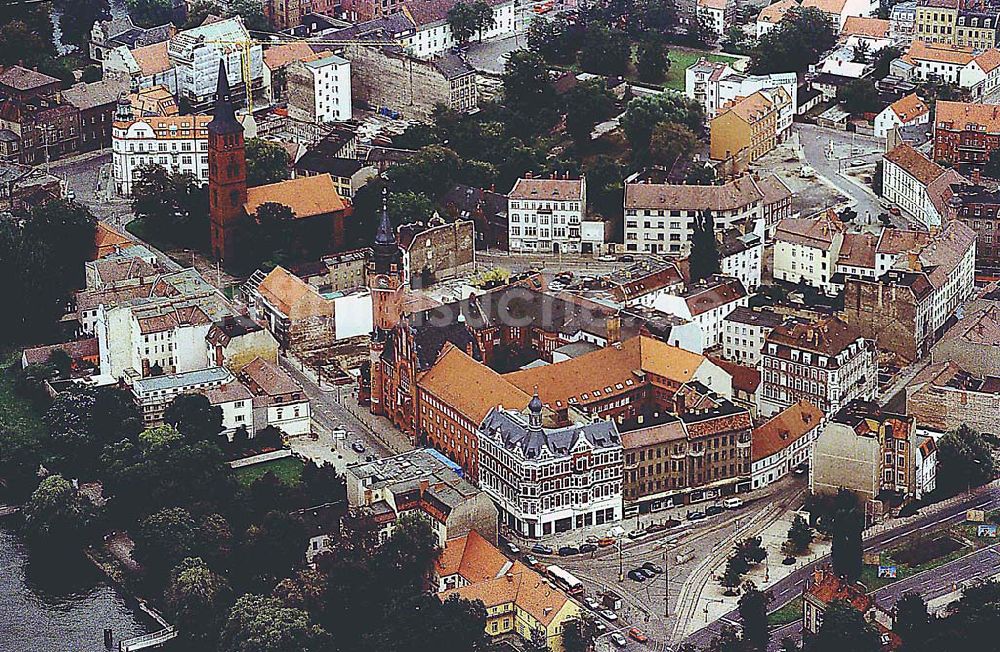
[131,366,234,424]
[751,400,824,490]
[881,143,948,228]
[697,0,728,37]
[653,275,749,349]
[723,306,784,366]
[685,59,797,141]
[404,0,524,59]
[111,114,210,196]
[478,395,623,539]
[287,53,352,123]
[873,94,929,139]
[508,176,588,254]
[719,228,763,291]
[205,381,256,439]
[772,212,846,296]
[238,356,312,436]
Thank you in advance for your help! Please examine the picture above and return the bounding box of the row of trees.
[446,0,495,44]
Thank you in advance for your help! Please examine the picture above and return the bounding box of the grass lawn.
[664,51,738,91]
[0,350,45,440]
[234,457,305,487]
[768,596,802,627]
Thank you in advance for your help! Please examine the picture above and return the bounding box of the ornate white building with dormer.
[477,393,623,539]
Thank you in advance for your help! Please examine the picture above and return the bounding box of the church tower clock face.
[375,275,390,289]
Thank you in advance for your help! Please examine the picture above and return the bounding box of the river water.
[0,527,152,652]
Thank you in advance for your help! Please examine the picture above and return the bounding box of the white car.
[599,609,618,622]
[507,543,521,555]
[610,632,627,647]
[723,497,744,509]
[584,597,602,610]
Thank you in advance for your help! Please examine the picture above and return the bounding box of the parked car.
[598,537,617,547]
[525,554,539,568]
[584,597,602,611]
[687,510,706,521]
[629,628,649,643]
[595,621,607,634]
[705,505,725,516]
[642,562,663,575]
[507,543,521,555]
[627,528,647,539]
[628,569,647,582]
[639,568,657,579]
[646,523,666,533]
[580,543,598,554]
[723,497,744,509]
[531,543,554,555]
[585,535,599,544]
[599,609,618,622]
[558,545,580,556]
[611,632,628,647]
[351,441,366,453]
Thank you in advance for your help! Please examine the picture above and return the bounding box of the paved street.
[280,356,414,471]
[795,123,887,225]
[684,485,1000,650]
[47,150,135,230]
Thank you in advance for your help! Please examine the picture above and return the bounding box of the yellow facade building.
[914,0,959,45]
[710,90,778,173]
[955,10,1000,50]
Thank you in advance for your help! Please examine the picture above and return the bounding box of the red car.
[628,628,648,643]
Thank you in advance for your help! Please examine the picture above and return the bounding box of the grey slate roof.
[480,408,621,460]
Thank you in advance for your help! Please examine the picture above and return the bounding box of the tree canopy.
[749,8,836,74]
[246,138,292,187]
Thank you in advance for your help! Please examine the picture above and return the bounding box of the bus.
[546,565,585,596]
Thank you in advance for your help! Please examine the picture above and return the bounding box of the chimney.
[525,171,533,179]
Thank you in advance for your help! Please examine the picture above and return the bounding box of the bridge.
[118,626,177,651]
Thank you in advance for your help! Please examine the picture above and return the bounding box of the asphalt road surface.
[684,487,1000,650]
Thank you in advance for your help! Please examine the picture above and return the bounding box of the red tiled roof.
[751,400,822,462]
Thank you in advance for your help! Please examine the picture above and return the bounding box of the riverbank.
[0,526,155,652]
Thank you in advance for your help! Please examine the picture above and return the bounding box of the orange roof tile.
[94,222,132,259]
[132,41,172,76]
[436,530,512,584]
[698,0,727,10]
[806,568,872,613]
[418,344,532,425]
[905,40,975,66]
[888,93,928,123]
[801,0,848,15]
[752,400,822,461]
[245,173,346,220]
[936,99,1000,134]
[883,143,945,187]
[719,91,774,124]
[840,16,889,38]
[439,561,575,626]
[256,265,330,319]
[509,177,584,201]
[974,48,1000,74]
[263,42,317,70]
[757,0,797,24]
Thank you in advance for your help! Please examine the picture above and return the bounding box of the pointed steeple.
[208,58,242,135]
[375,186,395,246]
[372,186,402,274]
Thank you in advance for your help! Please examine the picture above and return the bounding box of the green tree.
[838,79,880,114]
[220,594,327,652]
[502,50,559,137]
[563,79,616,144]
[228,0,273,31]
[387,145,463,198]
[0,20,53,68]
[131,165,209,249]
[686,163,717,185]
[637,37,670,83]
[246,138,291,187]
[579,25,631,76]
[22,473,97,549]
[127,0,173,27]
[183,0,220,28]
[787,515,813,555]
[164,393,224,443]
[23,199,97,296]
[133,507,200,580]
[894,592,930,652]
[937,424,996,494]
[237,511,309,592]
[165,557,234,649]
[446,1,477,44]
[0,425,42,501]
[620,93,704,158]
[43,386,143,478]
[872,46,901,79]
[56,0,110,45]
[387,191,436,225]
[527,15,578,64]
[737,536,768,566]
[648,121,698,169]
[805,600,880,652]
[690,210,721,283]
[738,582,771,652]
[563,616,597,652]
[750,7,836,74]
[830,489,863,582]
[721,553,749,590]
[470,0,495,40]
[82,65,104,83]
[852,40,871,63]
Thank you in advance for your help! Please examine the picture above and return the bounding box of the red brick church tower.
[368,191,406,416]
[208,59,247,264]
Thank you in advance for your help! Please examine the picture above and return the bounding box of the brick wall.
[906,383,1000,434]
[842,279,920,362]
[344,45,456,121]
[407,220,475,287]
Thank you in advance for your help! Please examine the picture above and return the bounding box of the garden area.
[234,456,306,487]
[663,50,739,91]
[768,596,803,627]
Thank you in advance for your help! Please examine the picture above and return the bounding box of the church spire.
[372,186,402,274]
[375,186,395,246]
[208,59,241,135]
